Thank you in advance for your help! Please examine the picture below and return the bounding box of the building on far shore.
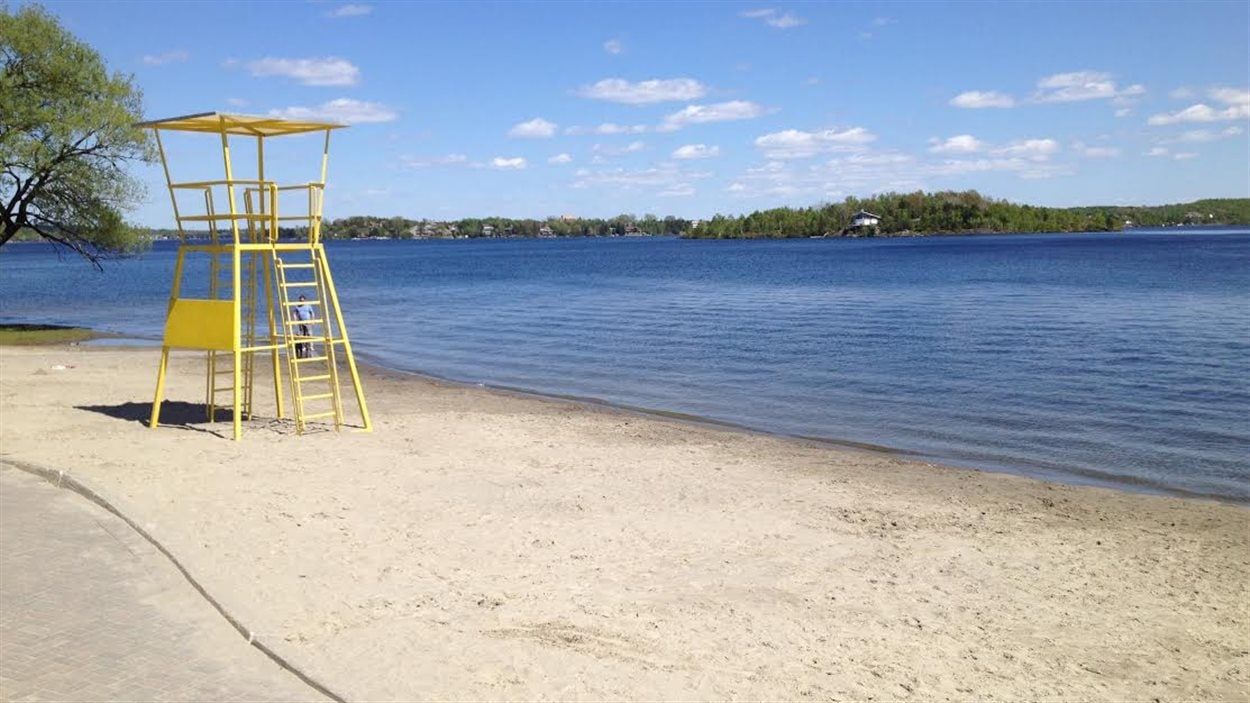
[843,210,882,237]
[850,210,881,228]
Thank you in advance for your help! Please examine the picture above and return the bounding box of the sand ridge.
[1,345,1246,700]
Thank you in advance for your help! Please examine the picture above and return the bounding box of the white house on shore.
[850,210,881,228]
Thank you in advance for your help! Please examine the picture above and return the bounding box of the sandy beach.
[0,344,1246,700]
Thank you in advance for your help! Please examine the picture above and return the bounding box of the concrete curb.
[2,458,348,703]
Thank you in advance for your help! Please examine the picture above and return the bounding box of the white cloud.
[727,152,928,201]
[1111,88,1146,108]
[729,129,1087,202]
[1147,102,1250,126]
[1145,147,1169,157]
[401,154,469,168]
[1173,152,1198,160]
[1210,87,1250,106]
[327,4,371,17]
[571,163,712,192]
[226,97,249,108]
[565,123,648,136]
[142,49,189,66]
[1031,71,1142,103]
[740,8,807,28]
[929,157,1071,179]
[1074,142,1121,158]
[508,117,558,138]
[672,144,721,159]
[767,12,805,28]
[248,57,359,86]
[950,91,1015,109]
[592,141,646,157]
[928,134,984,154]
[840,152,913,167]
[603,39,623,55]
[660,100,768,131]
[1115,108,1132,118]
[490,157,528,170]
[950,72,1144,109]
[269,98,397,123]
[575,78,706,104]
[992,138,1059,160]
[872,16,897,26]
[1176,126,1244,143]
[754,126,876,159]
[548,153,573,165]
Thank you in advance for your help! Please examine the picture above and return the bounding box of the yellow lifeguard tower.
[139,112,371,439]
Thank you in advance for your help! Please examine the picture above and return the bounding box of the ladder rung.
[301,393,335,401]
[281,282,317,288]
[297,374,332,383]
[302,411,338,420]
[211,386,251,393]
[284,300,320,307]
[279,263,315,269]
[294,356,328,363]
[286,320,324,328]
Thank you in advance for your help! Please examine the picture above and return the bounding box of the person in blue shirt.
[293,294,315,358]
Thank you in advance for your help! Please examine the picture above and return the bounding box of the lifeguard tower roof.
[135,112,345,137]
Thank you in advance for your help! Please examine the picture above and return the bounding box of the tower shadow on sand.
[76,401,232,437]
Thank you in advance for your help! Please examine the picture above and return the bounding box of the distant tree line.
[315,213,692,240]
[686,192,1250,239]
[11,194,1244,246]
[1065,198,1250,228]
[312,194,1250,241]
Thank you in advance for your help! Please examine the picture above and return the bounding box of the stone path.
[0,465,328,702]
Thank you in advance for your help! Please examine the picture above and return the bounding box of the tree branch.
[25,218,104,270]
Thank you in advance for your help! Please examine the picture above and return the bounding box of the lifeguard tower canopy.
[136,111,345,136]
[141,110,371,440]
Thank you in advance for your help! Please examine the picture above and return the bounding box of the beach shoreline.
[1,343,1247,700]
[51,333,1243,505]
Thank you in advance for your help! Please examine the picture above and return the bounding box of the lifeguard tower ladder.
[139,113,372,440]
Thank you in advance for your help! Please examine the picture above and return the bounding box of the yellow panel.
[163,299,236,351]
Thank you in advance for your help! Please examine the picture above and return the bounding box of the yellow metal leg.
[317,246,372,431]
[264,250,285,418]
[151,247,186,430]
[229,202,243,438]
[232,349,243,440]
[150,346,171,429]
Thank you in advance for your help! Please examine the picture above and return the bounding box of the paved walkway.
[0,465,328,702]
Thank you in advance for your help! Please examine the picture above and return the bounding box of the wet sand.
[1,345,1246,700]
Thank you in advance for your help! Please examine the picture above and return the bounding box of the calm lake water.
[2,230,1248,501]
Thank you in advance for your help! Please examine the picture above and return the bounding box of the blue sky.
[39,0,1250,225]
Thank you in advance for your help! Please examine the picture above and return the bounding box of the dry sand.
[1,344,1247,701]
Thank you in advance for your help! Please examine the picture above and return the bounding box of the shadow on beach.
[76,401,233,437]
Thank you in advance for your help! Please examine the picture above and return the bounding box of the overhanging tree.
[1,4,153,266]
